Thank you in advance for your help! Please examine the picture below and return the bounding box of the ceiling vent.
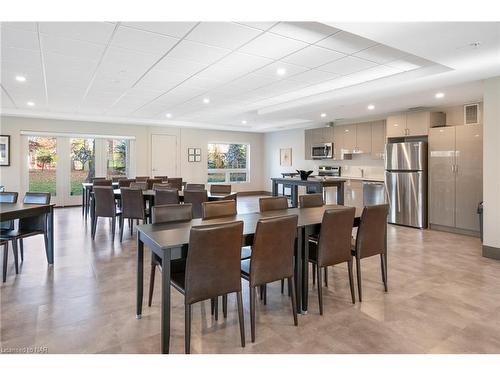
[464,103,480,125]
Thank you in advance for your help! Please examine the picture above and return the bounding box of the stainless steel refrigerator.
[385,141,428,228]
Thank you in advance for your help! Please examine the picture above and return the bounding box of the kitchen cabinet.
[387,111,446,138]
[356,123,372,153]
[304,127,335,160]
[371,120,386,159]
[343,125,357,152]
[429,124,482,234]
[333,125,344,160]
[386,113,406,137]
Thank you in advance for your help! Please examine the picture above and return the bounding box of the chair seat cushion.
[241,246,251,260]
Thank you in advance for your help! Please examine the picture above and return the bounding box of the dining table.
[0,202,55,264]
[135,204,386,354]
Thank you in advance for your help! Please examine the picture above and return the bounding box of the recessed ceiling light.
[367,104,375,110]
[27,101,35,107]
[435,92,445,99]
[15,75,26,82]
[320,113,327,118]
[241,120,247,125]
[276,68,287,76]
[165,113,172,118]
[203,97,210,104]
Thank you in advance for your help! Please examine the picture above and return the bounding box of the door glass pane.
[106,139,129,178]
[70,138,95,196]
[207,173,226,183]
[28,137,57,195]
[229,172,246,182]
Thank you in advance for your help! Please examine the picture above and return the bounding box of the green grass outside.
[29,169,89,196]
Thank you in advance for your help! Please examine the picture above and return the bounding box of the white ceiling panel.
[316,31,377,54]
[186,22,262,50]
[239,33,308,59]
[47,85,87,112]
[41,35,106,61]
[281,45,345,68]
[154,56,208,75]
[39,22,116,45]
[253,61,308,79]
[288,69,340,84]
[237,22,277,31]
[43,52,98,88]
[121,22,197,38]
[1,88,17,108]
[0,22,37,32]
[111,26,179,57]
[1,48,43,80]
[318,56,377,75]
[167,40,230,65]
[0,27,39,50]
[353,44,407,64]
[134,69,191,91]
[270,22,339,43]
[226,73,277,90]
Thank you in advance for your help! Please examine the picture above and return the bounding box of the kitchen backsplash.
[312,154,385,179]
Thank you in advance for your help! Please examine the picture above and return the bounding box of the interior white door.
[151,134,178,178]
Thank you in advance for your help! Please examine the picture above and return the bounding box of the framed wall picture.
[195,155,201,162]
[188,155,195,162]
[188,147,201,162]
[280,148,292,167]
[0,135,10,166]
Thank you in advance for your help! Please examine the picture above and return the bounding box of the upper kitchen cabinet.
[304,126,335,160]
[355,123,372,153]
[386,113,406,138]
[386,111,446,138]
[371,120,386,159]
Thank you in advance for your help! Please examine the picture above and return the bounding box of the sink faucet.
[359,168,364,178]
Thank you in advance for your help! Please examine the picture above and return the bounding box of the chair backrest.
[24,192,51,204]
[135,176,149,182]
[317,208,356,267]
[299,193,324,208]
[185,183,205,191]
[19,192,51,231]
[112,176,127,182]
[92,177,106,182]
[154,188,179,205]
[249,215,298,286]
[0,191,18,203]
[202,199,237,220]
[259,196,289,212]
[118,179,135,188]
[93,187,116,217]
[152,183,173,190]
[183,190,208,219]
[151,203,193,224]
[355,204,389,259]
[147,178,163,190]
[210,184,231,194]
[130,182,148,190]
[120,188,145,220]
[93,179,112,187]
[167,178,183,191]
[185,221,244,304]
[154,175,168,181]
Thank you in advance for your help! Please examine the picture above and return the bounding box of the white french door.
[151,134,178,178]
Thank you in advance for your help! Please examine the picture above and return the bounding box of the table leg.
[384,222,388,287]
[302,225,311,312]
[161,249,171,354]
[272,181,278,196]
[337,183,345,205]
[291,185,299,208]
[85,187,91,220]
[136,237,144,319]
[82,185,85,216]
[294,227,303,313]
[47,207,54,264]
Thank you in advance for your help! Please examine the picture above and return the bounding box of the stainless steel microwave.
[311,143,333,159]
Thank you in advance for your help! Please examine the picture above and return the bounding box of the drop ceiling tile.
[1,48,43,78]
[100,47,158,74]
[227,73,274,90]
[0,22,37,32]
[1,89,17,108]
[385,54,428,71]
[39,22,116,45]
[239,33,308,59]
[41,35,106,61]
[281,45,345,68]
[154,56,208,75]
[318,56,377,75]
[112,26,179,57]
[44,52,98,88]
[121,22,197,38]
[186,22,262,50]
[354,44,407,64]
[237,22,278,31]
[288,69,340,84]
[270,22,339,43]
[253,79,310,99]
[0,27,39,50]
[316,31,377,54]
[168,40,230,65]
[134,69,191,91]
[253,61,309,79]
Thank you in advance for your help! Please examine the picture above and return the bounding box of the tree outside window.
[207,143,249,183]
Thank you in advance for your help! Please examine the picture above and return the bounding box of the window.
[207,143,249,183]
[28,136,57,195]
[106,139,129,178]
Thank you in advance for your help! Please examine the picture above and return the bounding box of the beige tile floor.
[1,196,500,354]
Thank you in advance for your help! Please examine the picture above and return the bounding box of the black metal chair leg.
[288,277,298,326]
[12,240,19,274]
[222,294,228,318]
[43,234,49,263]
[250,286,256,342]
[381,253,388,292]
[2,242,8,282]
[129,219,133,236]
[91,216,97,240]
[111,217,116,241]
[356,256,362,302]
[119,216,125,242]
[312,264,316,285]
[281,279,284,294]
[214,297,219,321]
[211,298,215,315]
[19,239,24,262]
[185,303,191,354]
[347,260,356,304]
[263,284,267,305]
[236,291,245,347]
[324,267,328,287]
[317,264,323,315]
[148,263,156,307]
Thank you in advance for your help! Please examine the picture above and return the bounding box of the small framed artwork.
[195,155,201,162]
[280,148,292,167]
[195,148,201,155]
[188,155,195,162]
[0,135,10,166]
[188,148,195,155]
[188,147,201,162]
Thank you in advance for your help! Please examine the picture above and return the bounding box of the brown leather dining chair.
[112,176,127,183]
[352,204,389,301]
[118,179,135,188]
[135,176,149,182]
[91,187,122,240]
[154,187,179,205]
[166,178,183,191]
[185,183,205,190]
[152,183,172,190]
[241,215,298,342]
[210,184,231,194]
[119,188,149,242]
[148,203,193,307]
[154,175,168,181]
[171,221,245,353]
[1,192,19,282]
[92,177,106,182]
[308,208,356,314]
[130,181,147,190]
[183,190,208,219]
[299,193,324,208]
[93,179,112,187]
[147,178,162,190]
[1,192,51,279]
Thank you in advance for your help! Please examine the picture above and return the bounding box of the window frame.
[207,142,250,184]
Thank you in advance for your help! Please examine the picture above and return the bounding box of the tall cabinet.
[429,124,483,235]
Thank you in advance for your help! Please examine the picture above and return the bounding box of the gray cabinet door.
[343,124,357,152]
[429,127,456,228]
[406,111,430,136]
[455,124,483,231]
[356,123,372,153]
[304,129,314,160]
[371,120,386,159]
[386,114,406,138]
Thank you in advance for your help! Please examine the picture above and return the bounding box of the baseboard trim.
[482,245,500,260]
[429,224,480,238]
[237,191,272,197]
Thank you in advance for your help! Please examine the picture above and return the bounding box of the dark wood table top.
[137,204,361,250]
[82,182,119,188]
[271,177,347,186]
[106,189,235,199]
[0,202,54,221]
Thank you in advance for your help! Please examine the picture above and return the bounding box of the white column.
[482,76,500,258]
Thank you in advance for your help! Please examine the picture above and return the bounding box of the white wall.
[482,76,500,252]
[0,116,265,194]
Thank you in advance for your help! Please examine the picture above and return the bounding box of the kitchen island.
[271,177,346,207]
